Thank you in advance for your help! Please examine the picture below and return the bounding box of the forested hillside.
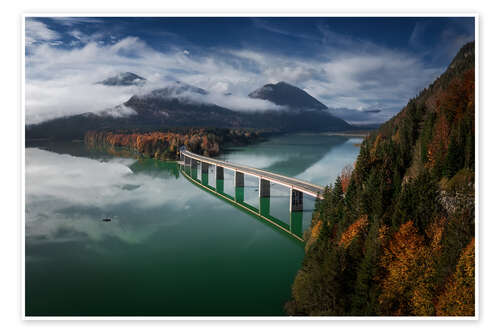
[84,128,260,159]
[286,42,475,316]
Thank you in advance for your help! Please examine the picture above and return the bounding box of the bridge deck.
[182,150,324,199]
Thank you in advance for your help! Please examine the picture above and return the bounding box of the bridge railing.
[181,150,324,198]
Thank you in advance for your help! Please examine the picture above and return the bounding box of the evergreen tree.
[287,42,475,317]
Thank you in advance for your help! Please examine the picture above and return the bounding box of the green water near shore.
[25,133,362,316]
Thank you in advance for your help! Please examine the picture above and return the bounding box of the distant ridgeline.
[26,80,353,142]
[84,128,261,159]
[286,42,475,316]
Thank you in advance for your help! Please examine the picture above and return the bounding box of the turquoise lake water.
[25,133,362,316]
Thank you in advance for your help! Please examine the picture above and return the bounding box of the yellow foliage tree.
[378,221,437,315]
[338,215,368,249]
[436,238,475,316]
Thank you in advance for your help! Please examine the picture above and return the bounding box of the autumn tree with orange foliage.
[287,42,475,317]
[338,215,368,249]
[85,128,258,160]
[339,164,353,194]
[436,238,475,316]
[378,221,440,315]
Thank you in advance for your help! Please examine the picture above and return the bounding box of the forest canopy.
[286,42,475,316]
[85,128,261,160]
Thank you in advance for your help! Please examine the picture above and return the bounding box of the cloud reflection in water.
[26,148,200,246]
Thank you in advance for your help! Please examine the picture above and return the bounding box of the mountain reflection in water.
[25,133,361,316]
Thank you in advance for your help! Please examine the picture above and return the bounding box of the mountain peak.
[275,81,293,87]
[97,72,146,86]
[248,81,327,111]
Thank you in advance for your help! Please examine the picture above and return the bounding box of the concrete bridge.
[179,149,324,241]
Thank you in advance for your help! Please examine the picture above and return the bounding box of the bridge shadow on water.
[179,163,310,243]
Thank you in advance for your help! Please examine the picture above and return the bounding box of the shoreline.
[320,130,372,137]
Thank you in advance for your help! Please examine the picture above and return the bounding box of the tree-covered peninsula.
[84,128,261,159]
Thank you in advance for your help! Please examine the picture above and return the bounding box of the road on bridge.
[182,150,324,199]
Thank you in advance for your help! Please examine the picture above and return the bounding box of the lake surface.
[25,133,362,316]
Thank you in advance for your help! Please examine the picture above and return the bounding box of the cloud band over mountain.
[25,17,474,125]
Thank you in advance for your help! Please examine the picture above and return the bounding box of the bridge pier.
[234,171,244,187]
[290,211,303,237]
[290,189,304,236]
[259,179,271,215]
[191,159,198,179]
[235,171,244,203]
[290,189,303,212]
[201,162,209,185]
[202,162,209,174]
[216,166,224,180]
[259,178,270,198]
[184,156,191,173]
[215,166,224,193]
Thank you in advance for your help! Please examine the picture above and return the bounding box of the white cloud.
[97,104,137,118]
[25,19,60,46]
[25,25,446,124]
[26,77,149,124]
[229,46,443,120]
[25,148,196,244]
[328,108,390,125]
[409,22,428,49]
[25,37,168,124]
[200,92,286,112]
[46,17,104,26]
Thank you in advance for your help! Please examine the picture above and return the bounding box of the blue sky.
[25,16,474,124]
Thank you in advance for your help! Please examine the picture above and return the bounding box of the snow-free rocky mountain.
[26,81,353,140]
[249,81,328,111]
